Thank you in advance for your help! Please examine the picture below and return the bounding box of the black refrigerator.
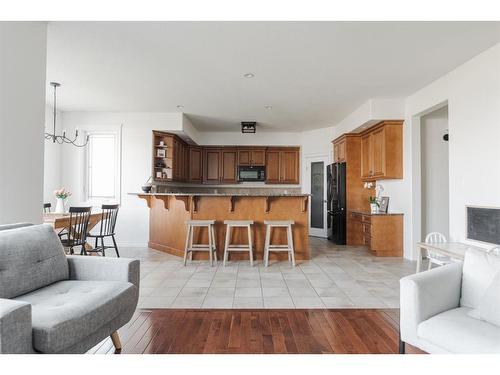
[327,162,346,244]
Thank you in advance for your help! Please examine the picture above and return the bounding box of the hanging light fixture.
[44,82,89,147]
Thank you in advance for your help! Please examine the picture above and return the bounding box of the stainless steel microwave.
[238,166,266,182]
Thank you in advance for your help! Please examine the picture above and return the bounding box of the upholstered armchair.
[400,248,500,354]
[0,224,139,354]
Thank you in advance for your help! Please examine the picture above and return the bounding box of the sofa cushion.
[13,280,137,353]
[460,248,500,308]
[468,271,500,327]
[0,224,68,299]
[418,307,500,353]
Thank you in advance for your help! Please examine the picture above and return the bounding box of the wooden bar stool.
[223,220,254,267]
[183,220,217,266]
[264,220,295,267]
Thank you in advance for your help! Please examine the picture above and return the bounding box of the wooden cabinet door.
[360,133,373,179]
[221,149,237,183]
[280,150,299,184]
[333,142,340,162]
[173,138,181,180]
[189,147,203,182]
[250,149,266,166]
[265,150,281,183]
[338,140,346,162]
[371,127,385,177]
[238,149,251,166]
[204,149,221,183]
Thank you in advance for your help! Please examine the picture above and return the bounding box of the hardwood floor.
[89,309,424,354]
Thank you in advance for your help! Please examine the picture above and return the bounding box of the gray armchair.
[0,224,139,354]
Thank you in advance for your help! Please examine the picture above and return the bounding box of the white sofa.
[400,248,500,354]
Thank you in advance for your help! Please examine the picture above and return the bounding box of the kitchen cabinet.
[265,148,300,184]
[203,148,238,184]
[333,138,346,163]
[152,131,188,182]
[238,148,266,166]
[220,149,238,183]
[360,120,403,181]
[349,211,403,256]
[188,146,203,182]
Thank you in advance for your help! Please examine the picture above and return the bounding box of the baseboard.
[115,241,148,248]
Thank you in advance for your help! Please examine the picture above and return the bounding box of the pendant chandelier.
[44,82,89,147]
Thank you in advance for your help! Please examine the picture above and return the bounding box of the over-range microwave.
[238,166,266,182]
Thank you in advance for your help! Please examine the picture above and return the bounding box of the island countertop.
[133,193,310,261]
[129,192,310,197]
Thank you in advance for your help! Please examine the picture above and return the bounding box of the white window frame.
[82,125,122,207]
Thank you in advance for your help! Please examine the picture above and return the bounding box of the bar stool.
[184,220,217,266]
[264,220,295,267]
[223,220,254,267]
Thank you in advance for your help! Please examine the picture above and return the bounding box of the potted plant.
[54,188,71,213]
[369,196,379,214]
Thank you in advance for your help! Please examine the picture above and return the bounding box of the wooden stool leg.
[189,226,194,261]
[287,224,296,267]
[247,224,253,267]
[110,331,122,351]
[208,224,213,267]
[211,225,217,262]
[223,225,231,266]
[264,224,270,267]
[183,225,191,266]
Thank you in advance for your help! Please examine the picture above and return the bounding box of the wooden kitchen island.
[132,193,310,261]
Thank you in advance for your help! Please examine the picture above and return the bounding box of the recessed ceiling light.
[176,105,184,109]
[264,105,272,110]
[243,73,255,78]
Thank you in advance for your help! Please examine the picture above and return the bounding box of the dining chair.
[43,203,51,213]
[59,206,92,255]
[87,204,120,257]
[425,232,451,270]
[487,245,500,256]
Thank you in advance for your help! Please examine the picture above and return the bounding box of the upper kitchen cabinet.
[332,138,346,163]
[238,148,266,166]
[360,120,403,181]
[152,131,188,182]
[265,147,300,184]
[203,148,238,184]
[188,146,203,182]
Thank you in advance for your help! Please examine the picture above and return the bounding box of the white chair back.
[487,246,500,256]
[425,232,447,243]
[424,232,449,269]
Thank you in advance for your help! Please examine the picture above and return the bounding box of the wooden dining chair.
[59,206,92,255]
[87,204,120,257]
[425,232,451,270]
[43,203,51,213]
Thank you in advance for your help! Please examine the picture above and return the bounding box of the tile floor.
[117,237,417,309]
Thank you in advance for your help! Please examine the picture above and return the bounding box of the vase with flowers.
[54,188,71,213]
[369,196,379,214]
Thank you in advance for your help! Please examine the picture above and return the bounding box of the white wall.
[406,43,500,257]
[0,22,47,224]
[60,112,183,246]
[420,106,449,239]
[43,105,62,204]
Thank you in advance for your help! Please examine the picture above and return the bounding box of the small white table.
[416,242,485,273]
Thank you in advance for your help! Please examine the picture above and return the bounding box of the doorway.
[306,156,328,237]
[420,105,450,239]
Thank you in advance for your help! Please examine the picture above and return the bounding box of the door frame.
[305,155,329,238]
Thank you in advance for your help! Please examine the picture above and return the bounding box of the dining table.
[415,241,485,272]
[43,212,103,251]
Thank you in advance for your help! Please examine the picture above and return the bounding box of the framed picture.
[156,148,166,157]
[379,196,389,213]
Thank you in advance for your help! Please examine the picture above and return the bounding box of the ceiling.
[46,22,500,132]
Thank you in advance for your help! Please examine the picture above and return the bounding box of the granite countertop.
[350,210,403,216]
[129,192,310,197]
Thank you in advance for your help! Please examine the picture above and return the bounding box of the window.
[85,131,121,205]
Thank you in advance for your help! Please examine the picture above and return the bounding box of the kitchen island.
[131,192,310,261]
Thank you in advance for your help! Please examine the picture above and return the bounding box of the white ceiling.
[46,22,500,132]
